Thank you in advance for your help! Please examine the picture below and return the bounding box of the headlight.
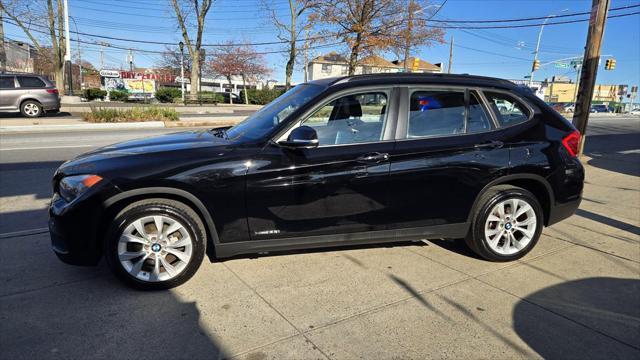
[58,175,103,203]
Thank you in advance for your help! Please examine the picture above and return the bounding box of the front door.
[246,89,396,240]
[387,87,509,230]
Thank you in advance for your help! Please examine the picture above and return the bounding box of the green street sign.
[555,62,570,69]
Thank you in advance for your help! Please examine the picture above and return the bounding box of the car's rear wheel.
[465,186,542,261]
[21,100,43,118]
[105,199,206,290]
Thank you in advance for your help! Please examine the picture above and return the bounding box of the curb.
[0,121,166,133]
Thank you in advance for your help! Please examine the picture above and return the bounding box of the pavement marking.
[0,144,96,151]
[0,227,49,239]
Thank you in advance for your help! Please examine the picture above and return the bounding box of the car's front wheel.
[105,199,206,290]
[466,186,543,261]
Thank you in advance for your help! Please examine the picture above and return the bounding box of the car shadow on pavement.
[513,277,640,358]
[0,112,73,118]
[0,258,229,359]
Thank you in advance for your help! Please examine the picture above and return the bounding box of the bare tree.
[209,42,271,104]
[157,46,193,76]
[263,0,319,90]
[0,0,66,89]
[396,0,445,70]
[170,0,213,97]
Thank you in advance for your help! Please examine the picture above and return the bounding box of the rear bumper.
[41,96,61,111]
[547,195,582,226]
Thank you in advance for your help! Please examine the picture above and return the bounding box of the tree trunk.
[190,50,199,97]
[242,74,248,104]
[0,9,6,72]
[348,33,362,76]
[285,40,295,91]
[227,76,233,104]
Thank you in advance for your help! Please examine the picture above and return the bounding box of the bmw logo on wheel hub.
[151,243,162,252]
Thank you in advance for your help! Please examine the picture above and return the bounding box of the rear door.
[386,86,509,230]
[0,75,18,109]
[245,87,398,240]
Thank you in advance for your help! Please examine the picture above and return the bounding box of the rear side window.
[0,76,15,89]
[484,91,530,127]
[17,76,46,88]
[407,90,492,138]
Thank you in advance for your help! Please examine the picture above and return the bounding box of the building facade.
[307,52,442,81]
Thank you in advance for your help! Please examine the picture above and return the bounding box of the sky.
[4,0,640,90]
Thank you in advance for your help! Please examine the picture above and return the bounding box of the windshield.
[225,84,325,142]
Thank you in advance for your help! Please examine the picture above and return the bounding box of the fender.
[466,173,555,224]
[102,187,221,252]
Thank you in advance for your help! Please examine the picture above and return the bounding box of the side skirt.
[214,223,470,259]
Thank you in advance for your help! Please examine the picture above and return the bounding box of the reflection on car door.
[245,89,396,240]
[0,76,17,109]
[386,87,509,230]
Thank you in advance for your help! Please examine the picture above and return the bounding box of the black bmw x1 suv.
[50,73,584,290]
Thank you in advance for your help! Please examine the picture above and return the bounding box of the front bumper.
[49,193,103,266]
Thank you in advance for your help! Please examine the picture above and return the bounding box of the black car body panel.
[49,73,583,266]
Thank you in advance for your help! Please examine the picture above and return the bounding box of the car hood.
[57,130,233,177]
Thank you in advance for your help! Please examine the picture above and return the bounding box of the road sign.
[555,62,570,69]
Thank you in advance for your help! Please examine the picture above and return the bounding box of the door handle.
[474,141,504,149]
[357,152,390,163]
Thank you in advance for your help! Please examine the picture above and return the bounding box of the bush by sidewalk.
[243,88,285,105]
[109,90,129,102]
[84,88,107,101]
[155,87,182,103]
[84,107,179,122]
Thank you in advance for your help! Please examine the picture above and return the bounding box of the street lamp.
[529,8,569,86]
[179,41,185,105]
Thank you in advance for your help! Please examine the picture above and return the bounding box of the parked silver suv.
[0,73,61,118]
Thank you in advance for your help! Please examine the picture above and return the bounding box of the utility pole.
[128,49,133,72]
[304,28,309,83]
[572,63,582,104]
[529,9,569,86]
[70,16,82,89]
[572,0,610,155]
[403,0,414,72]
[448,35,454,74]
[179,41,185,105]
[63,0,73,95]
[0,8,6,73]
[99,44,104,70]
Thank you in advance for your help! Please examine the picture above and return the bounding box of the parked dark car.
[0,73,60,117]
[49,73,584,290]
[590,104,611,113]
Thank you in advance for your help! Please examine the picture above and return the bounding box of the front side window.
[484,91,530,127]
[0,76,15,89]
[17,76,46,88]
[407,90,492,138]
[301,91,388,146]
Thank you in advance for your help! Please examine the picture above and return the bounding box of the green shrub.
[155,87,182,103]
[84,88,107,101]
[197,91,223,104]
[244,88,285,105]
[109,90,129,102]
[84,107,179,122]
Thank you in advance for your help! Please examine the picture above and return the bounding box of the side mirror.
[278,125,319,149]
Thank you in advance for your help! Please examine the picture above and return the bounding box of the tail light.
[562,130,581,157]
[47,89,59,94]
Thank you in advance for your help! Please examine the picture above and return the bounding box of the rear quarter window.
[484,91,531,127]
[0,76,15,89]
[17,76,46,88]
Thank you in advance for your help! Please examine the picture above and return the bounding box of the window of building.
[321,64,332,73]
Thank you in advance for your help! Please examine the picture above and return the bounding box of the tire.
[105,199,206,290]
[465,185,543,262]
[20,100,43,118]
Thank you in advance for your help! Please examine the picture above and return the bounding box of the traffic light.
[605,58,616,70]
[411,57,420,72]
[532,59,540,71]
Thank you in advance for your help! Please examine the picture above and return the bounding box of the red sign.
[119,71,175,82]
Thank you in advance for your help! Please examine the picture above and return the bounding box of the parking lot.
[1,116,638,359]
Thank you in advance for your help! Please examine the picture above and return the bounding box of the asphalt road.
[0,115,638,359]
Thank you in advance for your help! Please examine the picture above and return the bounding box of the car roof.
[309,73,519,90]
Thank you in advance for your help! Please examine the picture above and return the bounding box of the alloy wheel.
[484,198,537,255]
[24,103,40,116]
[117,215,193,282]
